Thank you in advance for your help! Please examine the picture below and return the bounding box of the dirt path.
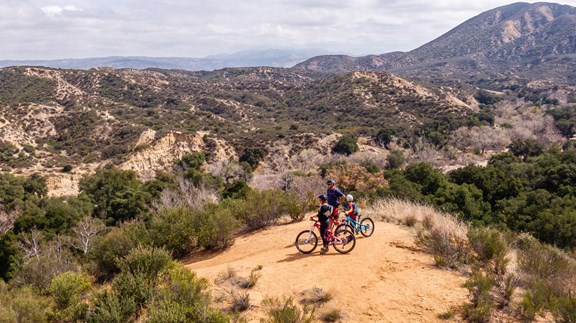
[184,220,468,322]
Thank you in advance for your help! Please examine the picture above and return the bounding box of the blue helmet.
[326,179,336,185]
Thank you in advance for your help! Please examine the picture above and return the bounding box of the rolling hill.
[0,66,476,194]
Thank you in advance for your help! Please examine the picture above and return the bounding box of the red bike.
[295,218,356,254]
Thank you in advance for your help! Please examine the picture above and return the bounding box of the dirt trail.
[185,220,467,322]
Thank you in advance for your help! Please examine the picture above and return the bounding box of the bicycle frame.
[342,214,367,233]
[309,220,348,245]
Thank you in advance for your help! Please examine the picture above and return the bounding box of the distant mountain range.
[295,2,576,85]
[0,48,334,71]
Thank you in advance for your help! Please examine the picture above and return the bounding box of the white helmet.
[346,194,354,202]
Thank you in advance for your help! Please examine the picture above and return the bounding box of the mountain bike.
[295,218,356,254]
[335,213,375,237]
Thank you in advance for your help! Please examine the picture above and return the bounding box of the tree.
[332,134,359,156]
[374,128,395,149]
[79,169,150,225]
[509,139,544,161]
[69,217,105,255]
[239,147,266,169]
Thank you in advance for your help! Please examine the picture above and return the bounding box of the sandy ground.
[185,220,468,322]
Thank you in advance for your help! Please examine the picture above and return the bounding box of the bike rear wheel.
[335,223,354,235]
[360,218,375,237]
[332,229,356,254]
[295,230,318,254]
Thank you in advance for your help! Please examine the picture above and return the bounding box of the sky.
[2,0,576,60]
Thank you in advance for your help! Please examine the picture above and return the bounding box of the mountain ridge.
[0,48,335,71]
[295,2,576,85]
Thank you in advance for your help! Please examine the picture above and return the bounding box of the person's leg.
[319,220,328,248]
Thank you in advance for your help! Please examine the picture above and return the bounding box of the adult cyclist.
[326,179,345,228]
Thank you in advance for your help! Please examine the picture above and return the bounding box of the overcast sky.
[2,0,576,60]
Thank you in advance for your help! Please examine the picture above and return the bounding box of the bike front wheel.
[295,230,318,254]
[360,218,375,237]
[332,229,356,254]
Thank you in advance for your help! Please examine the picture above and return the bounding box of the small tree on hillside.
[332,134,359,156]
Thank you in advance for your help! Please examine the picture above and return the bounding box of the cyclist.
[326,179,345,229]
[310,194,333,254]
[346,194,360,221]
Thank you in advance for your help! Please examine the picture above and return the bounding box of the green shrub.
[87,288,125,323]
[520,280,552,321]
[553,294,576,322]
[106,246,173,320]
[50,271,91,309]
[195,204,239,250]
[467,227,508,274]
[146,266,228,323]
[149,206,197,258]
[117,246,173,281]
[0,282,52,323]
[386,150,405,169]
[261,296,316,323]
[463,270,494,322]
[222,180,252,200]
[231,190,301,231]
[49,271,91,317]
[88,227,137,279]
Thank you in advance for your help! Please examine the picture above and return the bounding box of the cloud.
[2,0,576,60]
[41,5,82,17]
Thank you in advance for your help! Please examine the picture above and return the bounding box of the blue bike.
[335,213,375,237]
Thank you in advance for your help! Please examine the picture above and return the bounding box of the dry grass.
[300,286,333,305]
[366,198,470,268]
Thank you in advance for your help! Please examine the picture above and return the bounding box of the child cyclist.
[310,194,333,254]
[346,194,360,221]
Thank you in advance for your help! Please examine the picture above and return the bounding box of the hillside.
[0,66,475,194]
[295,2,576,86]
[185,219,468,322]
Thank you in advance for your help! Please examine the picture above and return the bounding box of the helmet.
[346,194,354,202]
[326,179,336,185]
[318,194,327,201]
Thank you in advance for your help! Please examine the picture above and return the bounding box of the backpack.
[323,205,334,218]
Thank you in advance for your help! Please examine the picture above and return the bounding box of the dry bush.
[156,178,218,210]
[261,296,316,323]
[347,151,388,170]
[515,234,576,295]
[290,149,329,175]
[326,163,388,192]
[230,290,251,312]
[300,286,332,305]
[365,198,442,224]
[0,207,18,236]
[215,266,260,289]
[320,308,343,322]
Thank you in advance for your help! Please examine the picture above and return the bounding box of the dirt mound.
[185,220,467,322]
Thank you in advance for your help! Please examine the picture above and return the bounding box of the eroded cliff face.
[120,131,237,181]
